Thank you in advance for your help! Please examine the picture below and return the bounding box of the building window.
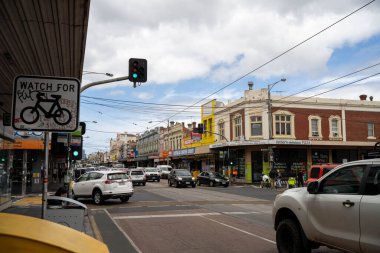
[308,116,322,138]
[274,114,292,137]
[250,116,262,137]
[218,121,225,140]
[234,115,242,139]
[203,120,208,137]
[328,116,342,139]
[272,110,295,139]
[368,122,375,138]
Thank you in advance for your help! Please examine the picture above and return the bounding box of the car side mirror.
[307,181,319,194]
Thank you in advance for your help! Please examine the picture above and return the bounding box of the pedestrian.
[297,170,304,187]
[269,168,277,189]
[276,170,282,188]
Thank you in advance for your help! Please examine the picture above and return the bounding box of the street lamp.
[82,71,113,77]
[267,78,286,140]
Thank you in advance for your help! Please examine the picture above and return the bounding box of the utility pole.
[267,78,286,173]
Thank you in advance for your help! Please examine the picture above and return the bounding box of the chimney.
[359,94,367,101]
[248,81,254,90]
[369,96,374,101]
[170,121,174,127]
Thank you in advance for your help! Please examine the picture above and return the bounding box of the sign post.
[12,75,80,219]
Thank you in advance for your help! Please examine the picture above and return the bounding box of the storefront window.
[312,149,329,164]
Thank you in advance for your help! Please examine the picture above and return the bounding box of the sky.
[80,0,380,155]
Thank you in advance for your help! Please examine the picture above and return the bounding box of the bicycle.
[20,92,72,125]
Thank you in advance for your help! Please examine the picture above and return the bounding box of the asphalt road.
[87,181,342,253]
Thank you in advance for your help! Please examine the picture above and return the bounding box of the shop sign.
[172,148,195,157]
[210,139,312,148]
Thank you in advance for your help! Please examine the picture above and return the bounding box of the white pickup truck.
[272,158,380,253]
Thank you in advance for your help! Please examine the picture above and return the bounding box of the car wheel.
[175,181,179,188]
[120,196,129,203]
[276,219,311,253]
[158,179,160,182]
[92,189,103,205]
[209,181,215,187]
[197,180,201,186]
[169,180,172,187]
[192,183,196,188]
[223,183,229,188]
[142,182,146,186]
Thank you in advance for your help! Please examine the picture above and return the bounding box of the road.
[86,181,341,253]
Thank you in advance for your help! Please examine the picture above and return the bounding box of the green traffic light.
[132,73,138,79]
[1,157,5,162]
[73,150,79,157]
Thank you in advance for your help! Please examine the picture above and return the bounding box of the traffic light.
[70,136,83,160]
[128,58,147,83]
[1,156,5,163]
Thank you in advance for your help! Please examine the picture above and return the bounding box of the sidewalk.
[2,193,139,253]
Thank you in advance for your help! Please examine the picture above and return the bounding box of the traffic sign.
[12,75,80,132]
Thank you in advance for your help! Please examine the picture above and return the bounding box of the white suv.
[72,170,133,205]
[157,165,172,179]
[273,158,380,253]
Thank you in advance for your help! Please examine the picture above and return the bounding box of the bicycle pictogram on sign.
[20,92,72,125]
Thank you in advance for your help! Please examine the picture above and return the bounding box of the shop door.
[251,151,263,182]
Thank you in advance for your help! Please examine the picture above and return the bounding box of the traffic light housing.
[128,58,147,83]
[70,136,83,160]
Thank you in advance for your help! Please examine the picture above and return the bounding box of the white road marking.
[104,209,142,253]
[113,211,262,219]
[114,212,221,219]
[202,216,276,245]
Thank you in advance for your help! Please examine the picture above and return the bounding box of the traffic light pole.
[80,76,129,93]
[42,132,49,219]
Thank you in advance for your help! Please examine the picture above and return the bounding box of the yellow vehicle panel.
[0,213,109,253]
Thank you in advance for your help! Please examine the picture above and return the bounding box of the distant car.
[128,168,146,186]
[157,165,172,179]
[273,158,380,253]
[168,169,196,188]
[144,167,161,182]
[197,171,229,187]
[72,170,133,205]
[305,164,339,186]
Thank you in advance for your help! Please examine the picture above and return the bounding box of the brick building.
[210,83,380,183]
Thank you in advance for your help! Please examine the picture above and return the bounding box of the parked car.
[144,167,161,182]
[128,168,146,186]
[273,158,380,253]
[305,164,339,186]
[197,171,229,187]
[168,169,196,188]
[157,165,172,179]
[72,170,133,205]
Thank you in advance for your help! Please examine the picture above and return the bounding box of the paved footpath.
[2,194,137,253]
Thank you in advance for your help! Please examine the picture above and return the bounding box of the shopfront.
[0,124,14,211]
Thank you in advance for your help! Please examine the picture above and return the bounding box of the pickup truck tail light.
[104,180,114,184]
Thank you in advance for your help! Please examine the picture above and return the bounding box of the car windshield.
[107,173,128,180]
[131,170,144,175]
[145,168,157,172]
[176,170,191,176]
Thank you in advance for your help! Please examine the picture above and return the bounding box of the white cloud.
[132,91,154,100]
[84,0,380,85]
[108,90,125,96]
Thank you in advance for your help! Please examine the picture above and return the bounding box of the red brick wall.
[345,111,380,141]
[271,107,380,141]
[272,107,342,140]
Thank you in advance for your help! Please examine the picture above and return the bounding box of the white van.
[156,165,172,179]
